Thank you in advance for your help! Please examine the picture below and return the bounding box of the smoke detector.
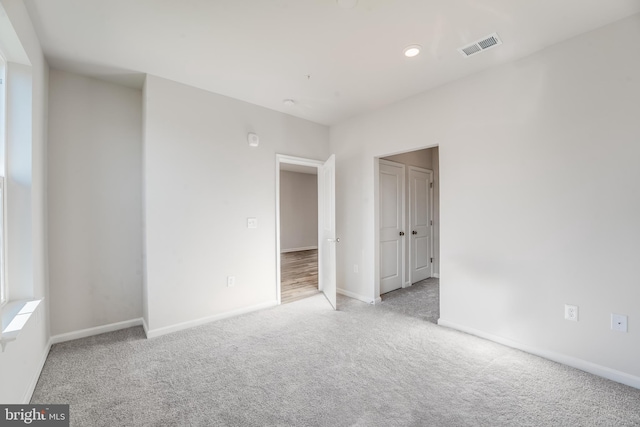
[458,33,502,58]
[247,132,259,147]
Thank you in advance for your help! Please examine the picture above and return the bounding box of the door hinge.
[430,220,433,226]
[430,182,433,188]
[430,257,433,263]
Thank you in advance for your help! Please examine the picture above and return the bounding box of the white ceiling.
[24,0,640,126]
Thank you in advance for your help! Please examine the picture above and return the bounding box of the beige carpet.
[31,283,640,426]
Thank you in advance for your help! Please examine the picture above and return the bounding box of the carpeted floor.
[380,277,439,324]
[32,281,640,426]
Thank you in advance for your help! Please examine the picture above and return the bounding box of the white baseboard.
[145,301,278,339]
[402,281,412,288]
[50,318,144,345]
[280,246,318,253]
[337,288,377,304]
[142,317,149,337]
[437,319,640,390]
[432,273,440,278]
[22,337,51,404]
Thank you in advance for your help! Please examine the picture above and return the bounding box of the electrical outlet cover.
[564,304,578,321]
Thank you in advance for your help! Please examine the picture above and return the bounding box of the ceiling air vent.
[458,33,502,58]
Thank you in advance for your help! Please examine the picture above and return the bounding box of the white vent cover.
[458,33,502,58]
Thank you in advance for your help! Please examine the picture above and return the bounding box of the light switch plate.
[247,218,258,229]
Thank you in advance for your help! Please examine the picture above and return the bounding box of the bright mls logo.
[0,405,68,426]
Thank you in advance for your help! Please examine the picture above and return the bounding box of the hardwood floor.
[281,249,319,304]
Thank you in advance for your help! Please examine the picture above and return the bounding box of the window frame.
[0,178,5,307]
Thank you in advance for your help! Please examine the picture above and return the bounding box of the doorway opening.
[377,147,440,299]
[279,163,319,304]
[275,154,337,309]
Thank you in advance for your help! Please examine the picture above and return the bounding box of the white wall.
[330,14,640,384]
[47,69,143,336]
[382,147,440,279]
[0,0,50,403]
[279,170,318,252]
[143,75,329,334]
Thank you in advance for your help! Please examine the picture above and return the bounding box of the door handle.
[399,231,405,236]
[327,237,340,243]
[412,231,417,235]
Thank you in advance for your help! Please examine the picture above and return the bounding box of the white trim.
[373,159,381,302]
[0,58,7,308]
[145,301,277,339]
[337,288,378,304]
[1,299,44,350]
[432,273,440,278]
[280,246,318,254]
[276,154,324,168]
[50,318,143,345]
[142,317,149,337]
[402,281,412,288]
[437,319,640,390]
[22,338,51,404]
[0,178,6,307]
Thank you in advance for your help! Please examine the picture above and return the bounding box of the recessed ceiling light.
[283,99,295,106]
[403,44,422,58]
[337,0,358,9]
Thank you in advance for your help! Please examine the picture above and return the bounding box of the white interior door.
[409,167,433,283]
[379,160,405,294]
[319,154,337,309]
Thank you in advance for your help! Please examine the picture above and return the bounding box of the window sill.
[1,299,43,352]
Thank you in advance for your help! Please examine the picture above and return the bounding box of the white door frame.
[373,145,439,302]
[408,166,434,284]
[275,154,324,305]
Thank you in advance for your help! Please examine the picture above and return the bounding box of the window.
[0,178,4,306]
[0,55,6,306]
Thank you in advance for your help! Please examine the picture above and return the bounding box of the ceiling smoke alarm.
[247,132,259,147]
[458,33,502,58]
